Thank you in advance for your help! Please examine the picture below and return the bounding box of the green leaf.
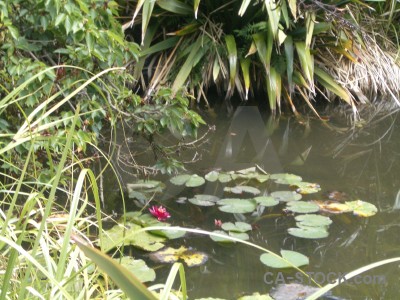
[141,0,155,45]
[194,0,201,18]
[205,170,219,182]
[7,25,19,39]
[185,174,205,187]
[224,185,261,195]
[240,58,251,99]
[172,37,203,94]
[260,250,309,268]
[217,198,257,213]
[270,173,302,184]
[284,35,294,93]
[221,222,252,233]
[271,191,302,202]
[292,182,321,194]
[102,223,165,252]
[115,257,156,283]
[288,227,329,239]
[295,214,332,227]
[238,0,252,16]
[286,201,320,214]
[295,42,314,86]
[254,196,279,207]
[170,174,191,185]
[345,200,378,217]
[225,35,237,88]
[157,0,192,15]
[314,66,352,105]
[188,194,219,206]
[72,235,158,300]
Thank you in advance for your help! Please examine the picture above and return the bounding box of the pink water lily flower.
[149,205,171,221]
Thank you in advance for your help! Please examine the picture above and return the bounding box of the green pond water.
[105,106,400,299]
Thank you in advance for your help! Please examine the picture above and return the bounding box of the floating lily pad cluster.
[288,214,332,239]
[102,211,185,252]
[210,221,252,243]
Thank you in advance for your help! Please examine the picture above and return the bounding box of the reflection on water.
[108,106,400,299]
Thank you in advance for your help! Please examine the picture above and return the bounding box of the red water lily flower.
[149,205,171,221]
[214,219,222,227]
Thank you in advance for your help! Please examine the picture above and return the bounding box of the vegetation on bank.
[1,0,400,299]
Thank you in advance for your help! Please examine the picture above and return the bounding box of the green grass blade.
[157,0,192,15]
[160,263,187,300]
[314,66,352,104]
[238,0,252,16]
[194,0,201,18]
[141,0,155,45]
[72,235,158,300]
[284,35,294,94]
[171,37,203,94]
[306,257,400,300]
[253,32,269,72]
[240,57,251,99]
[305,11,316,48]
[295,41,314,87]
[225,34,238,88]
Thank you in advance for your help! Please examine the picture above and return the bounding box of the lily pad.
[260,250,309,268]
[217,198,257,214]
[312,200,352,214]
[218,173,235,183]
[205,170,219,182]
[102,223,165,252]
[186,174,206,187]
[271,191,302,202]
[292,182,321,194]
[149,246,208,267]
[270,173,302,184]
[115,257,155,282]
[127,180,166,201]
[189,194,219,206]
[288,227,329,239]
[254,196,279,207]
[286,201,320,214]
[346,200,378,217]
[209,230,249,242]
[221,221,252,233]
[295,214,332,227]
[224,185,261,195]
[170,174,205,187]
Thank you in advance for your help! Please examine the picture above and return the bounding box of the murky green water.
[107,106,400,299]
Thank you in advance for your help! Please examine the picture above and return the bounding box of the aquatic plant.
[149,205,171,221]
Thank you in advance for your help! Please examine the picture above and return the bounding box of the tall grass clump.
[0,68,137,299]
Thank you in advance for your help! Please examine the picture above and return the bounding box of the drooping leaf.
[141,0,155,45]
[188,194,219,206]
[221,222,252,233]
[194,0,201,18]
[295,42,314,87]
[295,214,332,227]
[240,57,251,99]
[115,257,156,283]
[224,185,261,195]
[225,35,237,88]
[149,246,208,267]
[217,198,257,213]
[72,235,158,300]
[286,201,320,214]
[254,196,279,207]
[260,250,309,268]
[345,200,378,217]
[157,0,192,15]
[288,227,329,239]
[314,66,352,105]
[271,191,302,202]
